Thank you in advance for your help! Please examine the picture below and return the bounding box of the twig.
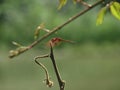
[34,54,54,87]
[34,45,65,90]
[50,45,65,90]
[9,0,104,58]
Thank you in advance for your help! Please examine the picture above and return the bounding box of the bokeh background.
[0,0,120,90]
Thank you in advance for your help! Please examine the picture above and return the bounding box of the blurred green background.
[0,0,120,90]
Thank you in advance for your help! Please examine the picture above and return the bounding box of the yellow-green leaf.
[58,0,67,10]
[110,2,120,20]
[113,2,120,13]
[12,41,22,47]
[96,7,107,25]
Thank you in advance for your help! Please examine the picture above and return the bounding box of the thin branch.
[50,45,65,90]
[35,55,49,81]
[34,45,65,90]
[9,0,104,58]
[34,54,54,87]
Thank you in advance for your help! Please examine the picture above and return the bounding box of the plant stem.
[34,54,50,82]
[34,54,54,88]
[50,46,65,90]
[9,0,104,58]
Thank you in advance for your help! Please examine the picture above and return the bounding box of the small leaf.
[96,6,107,25]
[110,2,120,20]
[12,41,22,47]
[58,0,67,10]
[34,23,45,39]
[112,2,120,14]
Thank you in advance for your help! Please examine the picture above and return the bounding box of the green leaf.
[110,2,120,20]
[96,7,107,25]
[113,2,120,14]
[58,0,67,10]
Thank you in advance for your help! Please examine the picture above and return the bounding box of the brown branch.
[34,54,54,88]
[9,0,104,58]
[50,45,65,90]
[34,45,65,90]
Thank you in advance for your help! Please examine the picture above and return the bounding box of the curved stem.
[34,54,49,80]
[34,54,54,88]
